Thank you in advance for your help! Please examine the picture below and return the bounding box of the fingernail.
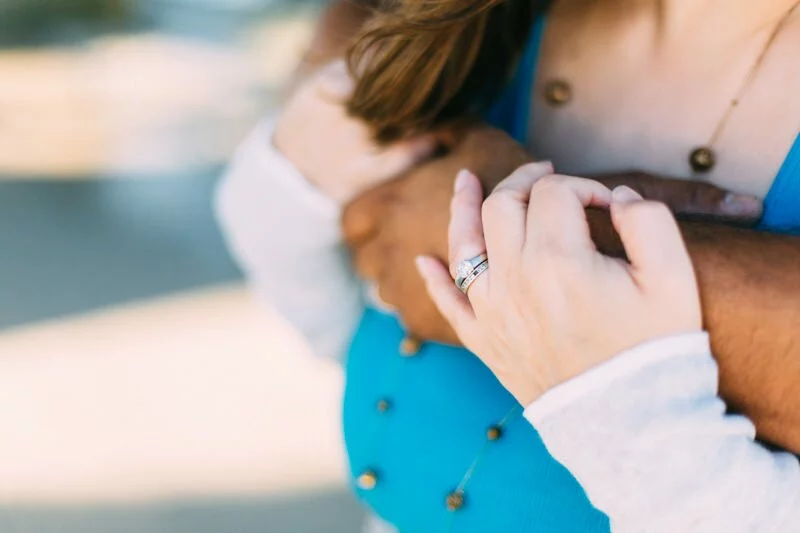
[523,161,554,174]
[721,193,763,216]
[612,185,643,204]
[319,60,353,97]
[455,169,472,193]
[537,160,555,173]
[415,255,432,279]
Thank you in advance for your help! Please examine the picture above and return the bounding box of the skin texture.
[342,125,800,452]
[416,166,702,408]
[292,0,800,450]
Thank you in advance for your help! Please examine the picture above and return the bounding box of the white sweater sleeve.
[524,333,800,533]
[215,117,365,362]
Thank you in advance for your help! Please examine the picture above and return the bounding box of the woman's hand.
[342,125,761,344]
[415,165,703,406]
[274,61,437,204]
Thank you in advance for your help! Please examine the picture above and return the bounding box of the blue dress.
[343,17,800,533]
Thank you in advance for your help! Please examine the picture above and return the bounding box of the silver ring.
[454,253,489,294]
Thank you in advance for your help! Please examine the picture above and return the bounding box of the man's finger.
[341,186,396,246]
[526,176,612,255]
[598,173,763,223]
[350,235,387,280]
[415,255,480,348]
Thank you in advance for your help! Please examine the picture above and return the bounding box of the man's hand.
[343,125,531,342]
[342,125,763,344]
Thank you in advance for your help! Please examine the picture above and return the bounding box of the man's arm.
[683,223,800,448]
[587,208,800,451]
[343,126,800,453]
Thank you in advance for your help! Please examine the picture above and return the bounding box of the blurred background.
[0,0,364,531]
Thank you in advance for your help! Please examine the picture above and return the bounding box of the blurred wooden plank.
[0,285,349,505]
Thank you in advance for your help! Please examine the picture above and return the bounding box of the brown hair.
[347,0,544,143]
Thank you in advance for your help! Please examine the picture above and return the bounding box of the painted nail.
[612,185,643,204]
[415,255,431,278]
[537,160,555,173]
[454,170,472,193]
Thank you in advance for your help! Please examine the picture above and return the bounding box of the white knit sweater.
[216,118,800,533]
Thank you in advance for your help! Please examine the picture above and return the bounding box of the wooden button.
[399,335,421,357]
[446,490,466,512]
[544,79,572,106]
[376,399,392,413]
[487,425,503,441]
[689,146,716,173]
[357,470,379,490]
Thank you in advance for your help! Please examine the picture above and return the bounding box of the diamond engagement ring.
[454,253,489,294]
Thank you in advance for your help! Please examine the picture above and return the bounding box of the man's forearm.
[342,124,800,452]
[590,211,800,451]
[685,222,800,451]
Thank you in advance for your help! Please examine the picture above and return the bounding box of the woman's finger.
[610,186,694,285]
[350,232,388,281]
[448,170,488,279]
[415,255,480,348]
[373,133,438,181]
[314,60,355,101]
[526,176,612,255]
[481,162,554,256]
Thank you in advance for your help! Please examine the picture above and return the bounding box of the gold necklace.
[543,1,800,175]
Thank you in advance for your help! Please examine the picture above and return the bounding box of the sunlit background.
[0,1,363,531]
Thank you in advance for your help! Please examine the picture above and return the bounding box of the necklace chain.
[544,1,800,174]
[705,0,800,150]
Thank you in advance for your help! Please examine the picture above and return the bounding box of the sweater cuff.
[524,332,711,425]
[216,114,345,261]
[247,116,342,218]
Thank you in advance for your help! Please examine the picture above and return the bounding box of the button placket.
[353,332,422,496]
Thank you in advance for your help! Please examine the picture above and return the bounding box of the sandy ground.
[0,287,364,531]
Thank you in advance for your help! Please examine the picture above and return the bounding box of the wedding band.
[456,260,489,294]
[454,253,489,294]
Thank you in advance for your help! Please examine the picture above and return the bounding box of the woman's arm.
[217,1,374,360]
[417,167,800,531]
[216,118,364,361]
[217,24,435,361]
[526,334,800,533]
[343,126,800,451]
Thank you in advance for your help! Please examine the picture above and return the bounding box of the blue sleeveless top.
[343,18,800,533]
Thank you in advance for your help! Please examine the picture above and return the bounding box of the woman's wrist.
[272,117,353,204]
[524,331,710,422]
[254,116,344,215]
